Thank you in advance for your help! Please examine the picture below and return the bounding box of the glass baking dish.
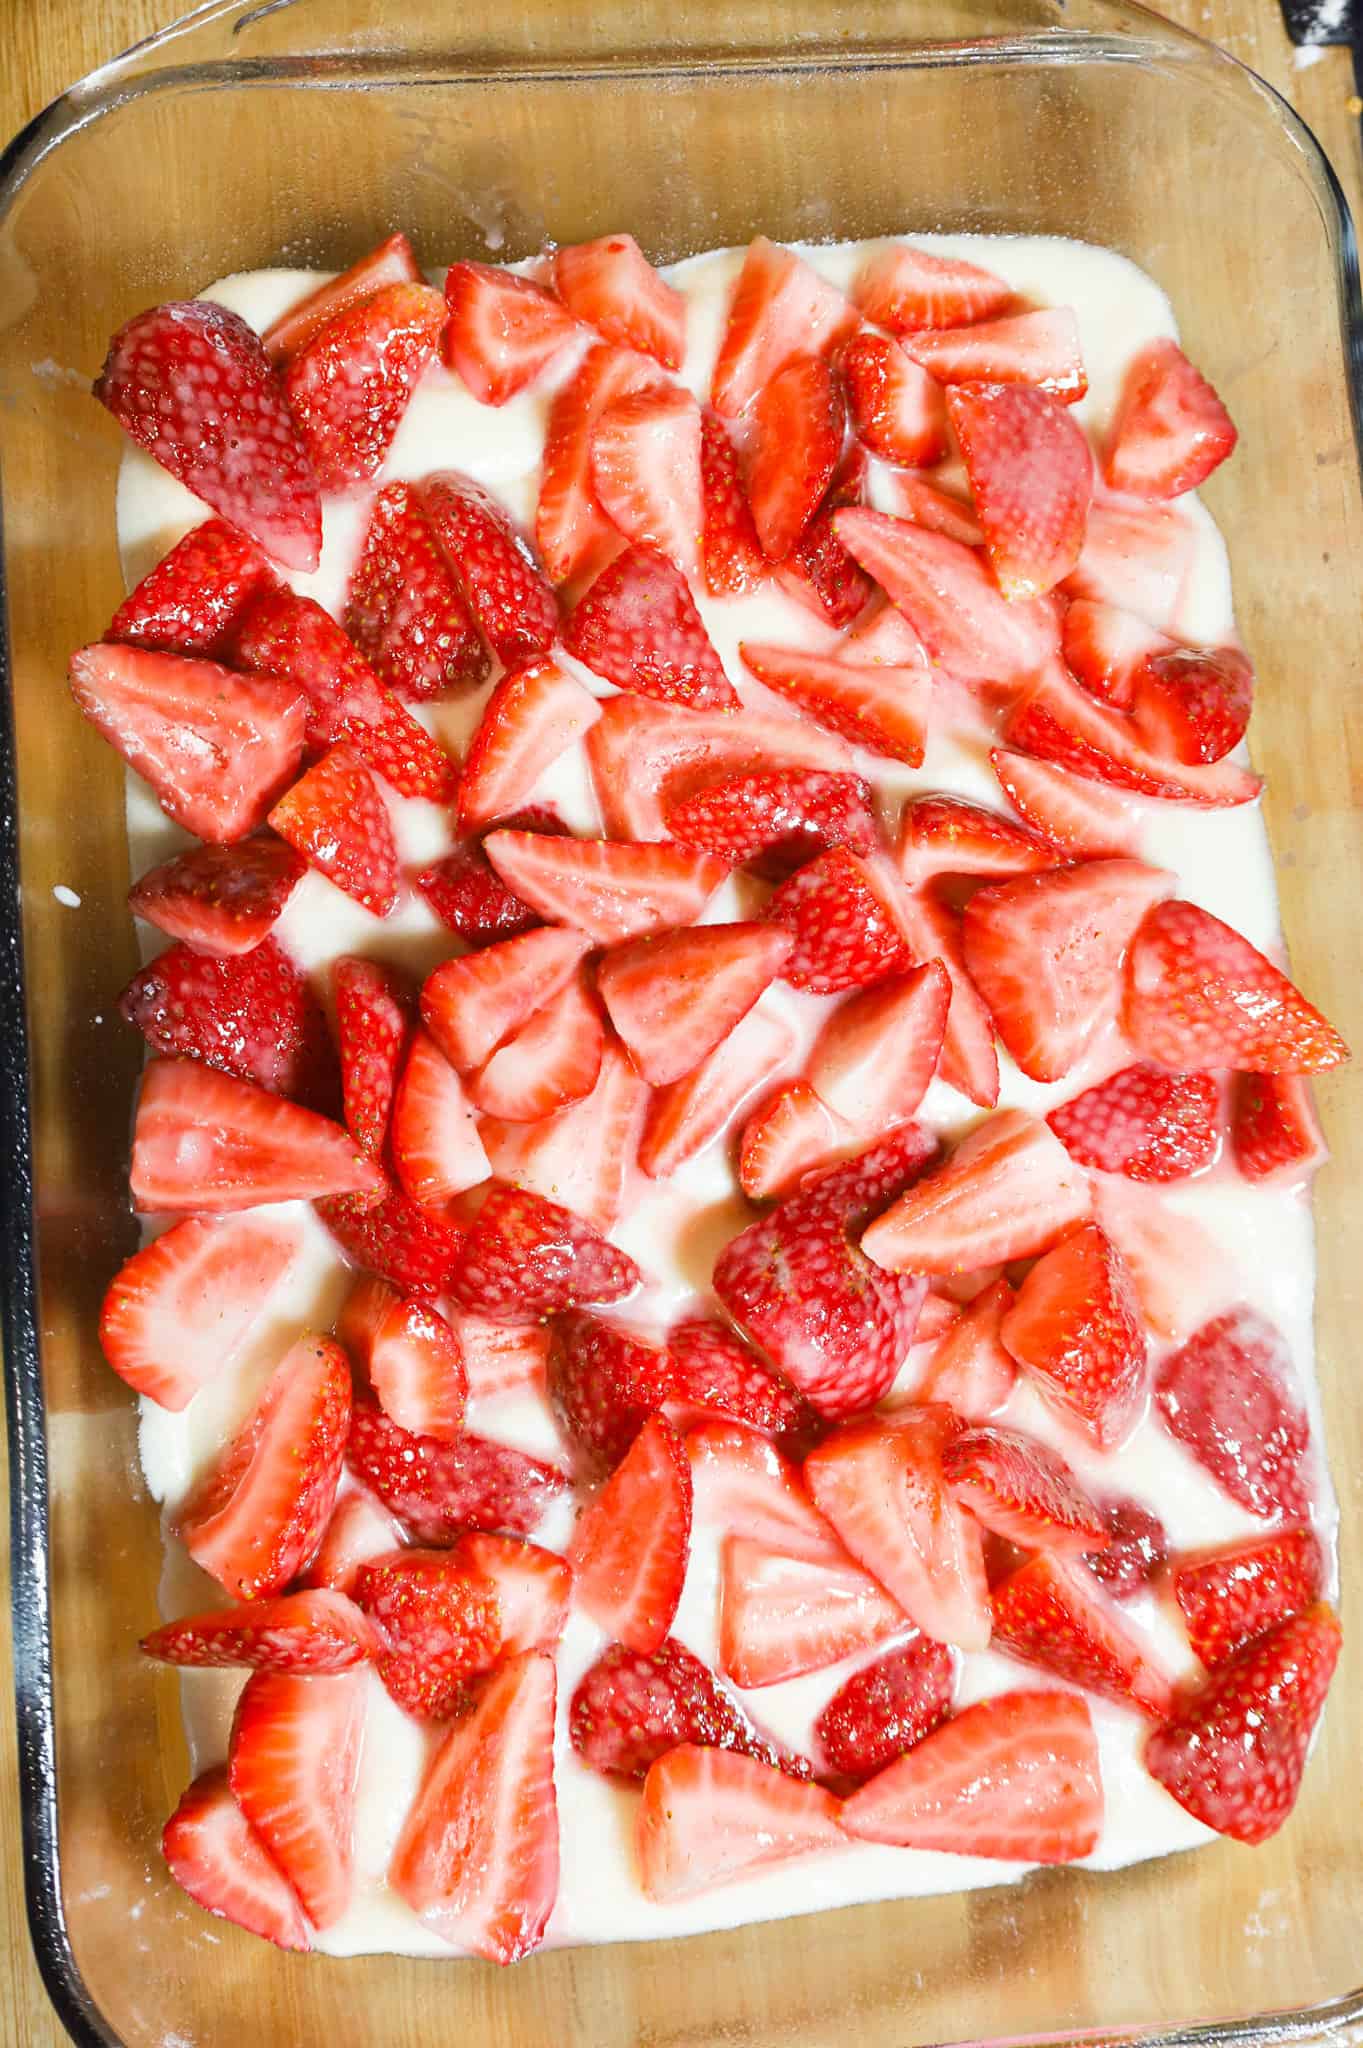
[1,0,1360,2041]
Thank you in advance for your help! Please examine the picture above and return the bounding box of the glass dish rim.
[2,4,1361,2041]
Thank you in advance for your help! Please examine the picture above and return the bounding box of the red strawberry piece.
[414,844,543,948]
[353,1548,501,1718]
[667,1319,822,1455]
[1134,644,1254,765]
[1155,1305,1311,1518]
[569,1414,691,1652]
[131,1059,382,1213]
[129,835,306,958]
[947,383,1093,600]
[333,955,408,1157]
[317,1178,465,1296]
[891,882,1001,1109]
[555,232,686,368]
[417,471,560,664]
[449,1183,641,1323]
[1001,1222,1147,1449]
[470,967,605,1123]
[914,1276,1017,1420]
[841,1688,1101,1861]
[69,642,305,844]
[598,922,794,1086]
[962,858,1172,1083]
[710,237,859,418]
[1082,1495,1168,1602]
[941,1424,1109,1555]
[269,744,398,916]
[1062,597,1163,709]
[637,1744,842,1901]
[452,1316,551,1402]
[346,482,488,700]
[746,356,845,562]
[162,1766,312,1951]
[390,1029,489,1207]
[905,308,1087,401]
[1064,493,1195,629]
[778,443,875,629]
[807,960,950,1134]
[880,469,983,545]
[390,1648,559,1962]
[453,1532,571,1653]
[686,1418,848,1563]
[990,1551,1174,1718]
[1125,899,1348,1073]
[588,384,703,576]
[1146,1604,1341,1843]
[700,409,768,597]
[142,1588,374,1674]
[740,625,930,768]
[815,1635,956,1781]
[100,1211,302,1412]
[421,925,591,1072]
[852,242,1014,333]
[990,746,1141,859]
[457,659,601,832]
[641,1004,795,1179]
[1048,1062,1221,1183]
[347,1401,566,1541]
[1231,1072,1328,1184]
[861,1108,1091,1276]
[1090,1179,1234,1348]
[536,342,667,585]
[120,935,338,1110]
[338,1275,468,1441]
[897,794,1057,884]
[483,829,727,946]
[442,260,580,406]
[179,1335,350,1599]
[738,1081,842,1201]
[718,1537,907,1689]
[94,300,321,570]
[547,1309,674,1470]
[1105,338,1237,499]
[1008,659,1260,806]
[109,518,271,656]
[766,846,910,995]
[284,280,445,491]
[571,1637,802,1782]
[843,329,948,470]
[479,1036,648,1233]
[916,1289,966,1344]
[664,768,874,877]
[1175,1526,1325,1670]
[563,542,736,710]
[301,1486,405,1596]
[229,1667,366,1929]
[263,231,423,364]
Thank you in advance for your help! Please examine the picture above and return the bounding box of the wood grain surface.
[0,1,1359,2041]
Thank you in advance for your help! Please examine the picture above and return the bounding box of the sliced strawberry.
[449,1183,641,1323]
[710,237,859,418]
[1090,1179,1234,1347]
[421,925,591,1072]
[664,767,875,876]
[317,1179,465,1297]
[700,409,768,596]
[1146,1605,1340,1843]
[1134,644,1254,765]
[390,1029,489,1207]
[637,1746,843,1901]
[128,835,306,959]
[861,1108,1091,1276]
[989,746,1141,858]
[1083,1495,1168,1601]
[179,1335,350,1599]
[143,1588,374,1674]
[745,356,845,562]
[880,470,983,545]
[815,1636,956,1781]
[469,968,604,1122]
[131,1059,382,1212]
[1175,1527,1325,1670]
[990,1552,1174,1718]
[891,884,1002,1109]
[1155,1305,1311,1519]
[457,659,601,831]
[301,1486,405,1596]
[263,232,423,364]
[332,956,408,1157]
[448,1316,550,1404]
[1001,1222,1146,1449]
[914,1290,964,1344]
[1126,899,1347,1074]
[269,744,398,916]
[738,1082,842,1201]
[1063,494,1195,628]
[414,844,543,948]
[1008,660,1260,806]
[641,1005,795,1179]
[284,281,445,491]
[897,794,1056,884]
[94,300,321,570]
[571,1637,802,1781]
[536,342,666,585]
[563,542,736,710]
[1231,1073,1327,1184]
[417,472,560,664]
[547,1310,673,1470]
[1048,1062,1220,1183]
[482,829,726,946]
[119,936,337,1109]
[962,858,1171,1083]
[100,1212,302,1411]
[841,1688,1101,1860]
[740,628,930,767]
[913,1276,1017,1419]
[453,1532,571,1652]
[70,643,305,844]
[162,1767,312,1950]
[667,1319,821,1453]
[569,1414,691,1652]
[110,518,271,656]
[1105,338,1237,498]
[346,482,487,700]
[807,960,950,1134]
[555,233,686,367]
[347,1402,566,1540]
[947,383,1092,599]
[588,384,703,575]
[1062,597,1163,709]
[905,309,1087,401]
[479,1036,647,1232]
[852,242,1014,333]
[765,846,910,995]
[842,329,947,467]
[442,261,580,406]
[718,1537,908,1688]
[778,443,875,628]
[597,922,794,1086]
[354,1547,502,1718]
[941,1425,1108,1555]
[686,1418,847,1561]
[338,1276,468,1440]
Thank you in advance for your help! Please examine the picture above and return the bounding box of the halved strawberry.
[718,1537,908,1688]
[779,443,875,628]
[1154,1305,1311,1519]
[842,329,947,467]
[913,1276,1017,1419]
[418,472,560,664]
[941,1425,1108,1555]
[94,300,321,570]
[989,746,1141,859]
[421,925,592,1072]
[317,1179,466,1297]
[1083,1495,1168,1602]
[861,1109,1091,1276]
[636,1746,843,1901]
[1063,493,1195,628]
[142,1588,374,1674]
[700,409,769,596]
[852,241,1014,333]
[1061,597,1163,709]
[765,846,910,995]
[840,1688,1101,1861]
[947,383,1093,599]
[815,1635,956,1781]
[179,1335,350,1599]
[391,1649,559,1962]
[880,470,983,544]
[449,1183,641,1323]
[597,922,794,1086]
[129,836,306,959]
[571,1637,801,1780]
[740,626,930,767]
[1008,660,1260,806]
[337,1275,468,1440]
[555,233,686,367]
[1134,644,1253,765]
[284,281,445,491]
[479,1036,647,1232]
[69,643,305,844]
[345,482,487,700]
[710,237,859,418]
[1145,1605,1340,1844]
[746,356,845,562]
[547,1309,673,1470]
[807,960,950,1134]
[109,518,271,656]
[162,1767,312,1951]
[263,231,422,364]
[563,542,736,709]
[738,1082,842,1201]
[100,1212,302,1411]
[443,259,581,402]
[589,385,703,575]
[269,744,398,916]
[686,1418,847,1561]
[390,1030,489,1207]
[1002,1222,1146,1449]
[1175,1528,1325,1669]
[569,1414,691,1652]
[482,829,727,945]
[1231,1073,1328,1184]
[457,660,601,832]
[131,1060,382,1212]
[301,1486,404,1596]
[664,767,875,875]
[469,967,604,1122]
[897,794,1056,884]
[535,342,665,585]
[991,1552,1175,1720]
[120,936,338,1109]
[891,884,1002,1109]
[1048,1062,1220,1182]
[1090,1179,1234,1348]
[1105,338,1237,499]
[354,1547,502,1718]
[333,956,408,1157]
[453,1532,571,1652]
[667,1319,821,1454]
[905,309,1087,401]
[451,1315,551,1402]
[640,1005,795,1179]
[1125,900,1348,1074]
[962,858,1172,1083]
[346,1402,566,1541]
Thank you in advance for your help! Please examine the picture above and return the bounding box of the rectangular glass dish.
[1,2,1360,2042]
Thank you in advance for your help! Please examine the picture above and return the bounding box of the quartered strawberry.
[479,1036,647,1233]
[563,542,736,709]
[880,469,983,544]
[947,383,1093,599]
[942,1424,1108,1557]
[718,1538,907,1688]
[346,482,487,700]
[418,472,560,664]
[94,300,321,570]
[284,281,445,491]
[765,846,909,995]
[451,1316,552,1403]
[842,328,947,467]
[990,1552,1174,1718]
[70,642,305,844]
[442,261,580,406]
[391,1649,559,1963]
[229,1668,366,1930]
[641,1007,794,1180]
[131,1059,382,1212]
[668,1319,822,1455]
[636,1746,843,1901]
[109,518,271,656]
[841,1688,1102,1861]
[861,1108,1091,1277]
[852,241,1014,333]
[1083,1495,1168,1601]
[317,1178,465,1296]
[332,955,408,1158]
[710,236,859,419]
[1091,1179,1234,1349]
[347,1402,567,1541]
[129,835,306,958]
[162,1767,312,1951]
[458,660,601,832]
[1001,1222,1147,1449]
[571,1637,801,1781]
[470,968,605,1122]
[179,1335,350,1599]
[269,745,398,916]
[905,309,1087,402]
[453,1532,571,1652]
[892,882,1002,1109]
[1062,597,1162,709]
[1008,660,1260,806]
[738,1081,842,1201]
[390,1029,489,1207]
[740,622,931,767]
[536,342,665,585]
[547,1310,673,1470]
[1146,1605,1340,1843]
[1064,492,1196,628]
[1231,1073,1327,1184]
[962,858,1172,1083]
[700,408,769,596]
[569,1414,692,1652]
[449,1183,641,1323]
[1134,644,1254,766]
[779,443,875,628]
[555,232,685,366]
[263,231,422,364]
[745,356,845,562]
[589,385,703,575]
[142,1588,374,1674]
[353,1548,502,1718]
[1155,1305,1311,1519]
[815,1635,956,1780]
[415,845,543,949]
[989,746,1141,860]
[120,936,338,1109]
[1105,338,1237,499]
[100,1212,302,1411]
[1175,1527,1325,1669]
[914,1276,1017,1419]
[301,1487,404,1596]
[598,922,794,1086]
[664,768,875,876]
[897,794,1056,884]
[338,1275,468,1440]
[686,1419,848,1563]
[1125,900,1348,1074]
[807,960,950,1135]
[1048,1063,1220,1183]
[483,829,727,945]
[422,926,591,1072]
